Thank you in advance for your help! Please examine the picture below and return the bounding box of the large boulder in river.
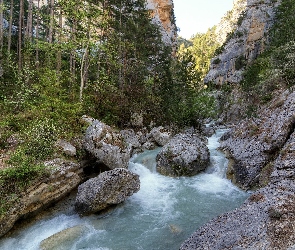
[156,130,210,177]
[75,168,140,215]
[83,120,131,169]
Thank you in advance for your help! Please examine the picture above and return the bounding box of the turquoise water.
[0,129,249,250]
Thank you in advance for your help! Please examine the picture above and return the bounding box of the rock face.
[146,0,177,45]
[75,168,140,215]
[215,0,247,44]
[156,130,210,177]
[0,159,83,238]
[221,90,295,190]
[83,120,131,169]
[55,139,76,157]
[180,89,295,249]
[205,0,281,85]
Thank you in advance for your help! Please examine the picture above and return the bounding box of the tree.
[0,0,3,53]
[7,0,14,55]
[18,0,24,69]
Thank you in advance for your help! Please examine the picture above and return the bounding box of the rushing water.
[0,129,249,250]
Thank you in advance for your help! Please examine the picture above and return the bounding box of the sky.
[173,0,234,39]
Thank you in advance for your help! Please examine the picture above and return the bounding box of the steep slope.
[146,0,177,45]
[205,0,281,85]
[214,0,247,44]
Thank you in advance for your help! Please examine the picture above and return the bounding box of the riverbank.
[0,129,248,249]
[181,88,295,249]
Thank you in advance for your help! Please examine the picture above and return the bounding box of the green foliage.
[182,27,221,80]
[239,0,295,114]
[213,58,221,65]
[162,51,217,126]
[237,11,247,26]
[235,55,246,70]
[0,154,47,216]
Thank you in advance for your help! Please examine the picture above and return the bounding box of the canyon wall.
[146,0,177,45]
[205,0,281,85]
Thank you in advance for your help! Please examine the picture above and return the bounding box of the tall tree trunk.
[48,0,54,44]
[56,5,62,71]
[7,0,14,55]
[35,0,40,67]
[0,0,3,77]
[80,45,89,102]
[0,0,3,53]
[70,19,77,85]
[25,0,33,42]
[18,0,24,69]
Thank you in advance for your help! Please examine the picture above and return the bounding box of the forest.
[0,0,217,215]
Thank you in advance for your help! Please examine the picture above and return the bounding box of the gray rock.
[75,168,140,215]
[142,141,158,151]
[0,159,83,238]
[180,183,279,250]
[220,90,295,189]
[40,225,86,250]
[55,139,76,156]
[180,89,295,249]
[181,129,295,250]
[130,112,143,127]
[83,120,130,169]
[120,129,141,154]
[156,131,210,177]
[201,126,215,137]
[205,0,281,85]
[150,126,172,146]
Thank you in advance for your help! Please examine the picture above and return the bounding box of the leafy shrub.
[213,58,221,65]
[235,55,247,70]
[23,119,58,161]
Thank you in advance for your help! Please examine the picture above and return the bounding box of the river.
[0,129,249,250]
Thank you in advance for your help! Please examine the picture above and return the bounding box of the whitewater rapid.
[0,129,249,250]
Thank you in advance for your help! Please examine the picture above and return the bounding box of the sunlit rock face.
[146,0,177,45]
[205,0,281,85]
[215,0,247,44]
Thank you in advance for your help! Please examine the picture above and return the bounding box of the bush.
[213,58,221,64]
[235,55,247,70]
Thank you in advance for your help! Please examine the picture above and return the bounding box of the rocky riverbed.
[180,88,295,249]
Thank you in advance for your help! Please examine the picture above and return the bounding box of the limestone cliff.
[146,0,177,45]
[205,0,281,85]
[215,0,247,45]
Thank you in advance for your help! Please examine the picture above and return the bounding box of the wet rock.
[120,129,141,155]
[156,130,210,177]
[40,225,86,250]
[180,180,295,250]
[201,126,215,137]
[75,168,140,216]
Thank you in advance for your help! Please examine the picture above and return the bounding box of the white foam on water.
[0,128,248,250]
